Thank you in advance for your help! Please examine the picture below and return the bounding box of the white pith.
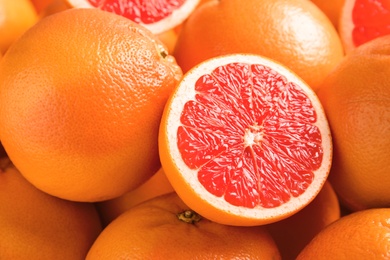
[141,0,200,34]
[163,54,333,224]
[244,123,264,147]
[339,0,356,53]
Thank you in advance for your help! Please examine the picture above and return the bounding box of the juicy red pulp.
[177,62,324,209]
[88,0,186,24]
[352,0,390,47]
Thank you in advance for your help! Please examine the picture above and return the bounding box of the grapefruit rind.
[159,54,332,226]
[65,0,200,35]
[339,0,390,53]
[141,0,200,35]
[339,0,355,53]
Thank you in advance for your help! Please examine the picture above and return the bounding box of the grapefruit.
[173,0,344,91]
[316,35,390,211]
[65,0,200,35]
[87,192,281,259]
[0,0,38,54]
[0,157,102,259]
[339,0,390,53]
[159,54,333,226]
[297,208,390,259]
[0,8,182,202]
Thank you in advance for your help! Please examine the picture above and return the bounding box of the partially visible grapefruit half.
[159,54,333,226]
[65,0,200,35]
[339,0,390,53]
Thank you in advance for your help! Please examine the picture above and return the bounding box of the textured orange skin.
[87,192,281,259]
[96,167,175,227]
[266,181,340,260]
[173,0,344,91]
[0,0,38,54]
[317,35,390,211]
[0,8,182,202]
[0,157,102,259]
[297,208,390,259]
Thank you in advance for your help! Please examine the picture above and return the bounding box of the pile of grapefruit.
[0,0,389,259]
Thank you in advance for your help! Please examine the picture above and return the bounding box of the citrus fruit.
[96,167,174,226]
[311,0,345,28]
[154,28,178,54]
[0,8,182,202]
[159,53,333,226]
[339,0,390,53]
[87,192,281,259]
[64,0,200,35]
[297,208,390,259]
[316,35,390,211]
[64,0,201,53]
[0,0,38,54]
[266,181,340,260]
[38,0,70,19]
[0,157,102,259]
[173,0,344,91]
[30,0,54,13]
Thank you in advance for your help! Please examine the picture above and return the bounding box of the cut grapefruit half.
[339,0,390,53]
[159,54,333,226]
[65,0,200,35]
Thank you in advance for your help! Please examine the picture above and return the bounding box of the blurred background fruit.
[339,0,390,53]
[30,0,53,13]
[0,157,102,259]
[311,0,345,29]
[266,181,341,260]
[317,35,390,211]
[0,0,38,54]
[296,208,390,259]
[37,0,69,19]
[0,8,182,202]
[96,167,174,227]
[173,0,344,91]
[87,193,281,259]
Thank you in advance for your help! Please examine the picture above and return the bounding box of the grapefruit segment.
[340,0,390,52]
[159,54,332,226]
[65,0,200,34]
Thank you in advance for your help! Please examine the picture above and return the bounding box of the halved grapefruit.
[159,54,333,226]
[65,0,200,35]
[339,0,390,53]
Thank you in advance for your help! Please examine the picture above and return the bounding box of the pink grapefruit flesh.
[66,0,200,34]
[87,0,186,24]
[159,54,332,226]
[340,0,390,52]
[352,0,390,46]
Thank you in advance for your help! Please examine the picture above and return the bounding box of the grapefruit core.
[65,0,200,34]
[159,54,333,226]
